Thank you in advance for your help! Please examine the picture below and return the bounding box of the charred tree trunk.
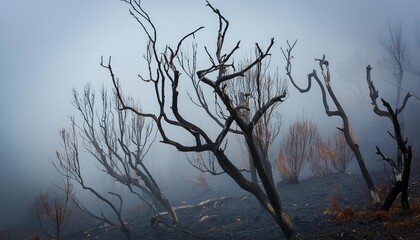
[253,134,275,186]
[401,151,411,209]
[378,134,412,211]
[343,128,379,204]
[249,153,258,185]
[214,148,294,239]
[262,155,274,187]
[130,162,179,223]
[377,134,412,211]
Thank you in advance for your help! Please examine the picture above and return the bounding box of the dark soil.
[2,172,420,240]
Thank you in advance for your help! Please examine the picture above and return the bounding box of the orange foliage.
[324,195,354,223]
[325,194,420,229]
[275,153,296,183]
[323,195,341,215]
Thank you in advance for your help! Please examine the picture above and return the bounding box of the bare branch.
[55,124,131,239]
[366,65,412,117]
[216,38,275,85]
[376,145,397,170]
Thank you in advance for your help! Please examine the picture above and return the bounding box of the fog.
[1,0,420,233]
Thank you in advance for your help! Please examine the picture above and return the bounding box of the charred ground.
[5,170,418,240]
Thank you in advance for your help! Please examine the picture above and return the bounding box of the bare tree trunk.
[401,152,411,209]
[253,134,274,186]
[249,153,258,184]
[380,138,412,211]
[131,163,178,223]
[262,155,274,187]
[343,126,380,204]
[214,149,294,239]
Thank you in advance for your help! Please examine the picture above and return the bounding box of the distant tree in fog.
[275,115,317,183]
[379,24,408,109]
[282,42,381,205]
[104,0,294,238]
[378,23,420,102]
[379,24,409,137]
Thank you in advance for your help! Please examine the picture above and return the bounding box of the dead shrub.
[275,154,297,183]
[35,179,72,240]
[325,194,420,230]
[324,195,354,223]
[323,195,341,215]
[330,129,354,174]
[308,135,334,177]
[335,206,354,223]
[195,172,210,191]
[276,115,317,183]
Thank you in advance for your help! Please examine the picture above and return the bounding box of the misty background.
[1,0,419,230]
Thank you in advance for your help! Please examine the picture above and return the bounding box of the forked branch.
[366,65,411,118]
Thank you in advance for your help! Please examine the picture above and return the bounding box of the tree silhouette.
[67,85,177,223]
[366,65,412,210]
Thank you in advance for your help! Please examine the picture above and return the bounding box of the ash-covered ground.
[2,170,420,240]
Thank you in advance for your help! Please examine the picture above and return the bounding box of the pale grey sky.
[1,0,419,228]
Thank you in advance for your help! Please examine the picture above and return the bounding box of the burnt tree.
[366,65,413,210]
[282,41,381,204]
[35,177,72,240]
[69,85,178,223]
[106,0,294,238]
[56,125,131,240]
